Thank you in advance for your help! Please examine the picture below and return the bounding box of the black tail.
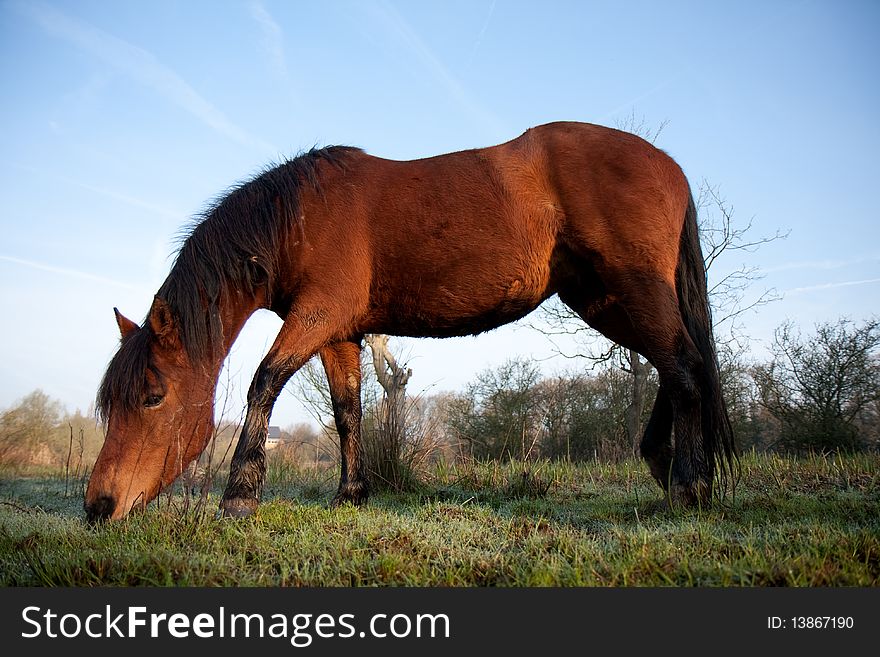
[676,189,738,496]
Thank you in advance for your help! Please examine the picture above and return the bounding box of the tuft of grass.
[0,453,878,586]
[504,464,553,499]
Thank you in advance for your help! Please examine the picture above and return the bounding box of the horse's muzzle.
[84,495,116,524]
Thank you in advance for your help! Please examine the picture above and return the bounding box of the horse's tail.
[676,188,738,496]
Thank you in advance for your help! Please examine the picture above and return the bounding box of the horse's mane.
[97,145,360,420]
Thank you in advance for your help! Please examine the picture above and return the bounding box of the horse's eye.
[143,394,164,408]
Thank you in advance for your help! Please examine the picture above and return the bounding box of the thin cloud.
[764,254,880,274]
[600,76,682,124]
[467,0,497,67]
[365,0,506,138]
[11,0,274,151]
[10,163,183,220]
[785,278,880,295]
[0,255,140,291]
[71,180,182,220]
[248,0,288,80]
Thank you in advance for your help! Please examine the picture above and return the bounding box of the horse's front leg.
[219,308,340,518]
[218,358,293,518]
[319,339,370,507]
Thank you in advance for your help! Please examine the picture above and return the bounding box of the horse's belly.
[366,267,551,338]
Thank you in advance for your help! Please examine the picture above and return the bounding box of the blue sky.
[1,0,878,428]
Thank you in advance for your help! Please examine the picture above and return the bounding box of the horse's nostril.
[85,495,116,523]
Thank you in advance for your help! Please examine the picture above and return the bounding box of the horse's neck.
[218,292,265,357]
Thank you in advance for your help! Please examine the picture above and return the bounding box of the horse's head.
[85,298,216,521]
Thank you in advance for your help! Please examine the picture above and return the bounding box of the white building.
[265,426,282,450]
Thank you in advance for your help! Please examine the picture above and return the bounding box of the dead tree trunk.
[625,348,651,455]
[366,334,412,424]
[365,334,412,484]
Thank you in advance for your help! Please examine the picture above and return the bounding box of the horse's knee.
[248,355,296,408]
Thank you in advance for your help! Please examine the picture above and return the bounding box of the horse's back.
[311,122,691,337]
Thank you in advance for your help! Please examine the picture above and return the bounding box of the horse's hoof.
[330,481,369,508]
[218,498,258,518]
[668,479,710,509]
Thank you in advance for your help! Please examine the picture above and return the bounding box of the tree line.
[446,317,878,462]
[1,315,876,490]
[0,390,102,475]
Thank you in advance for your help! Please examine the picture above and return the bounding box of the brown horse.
[86,121,736,521]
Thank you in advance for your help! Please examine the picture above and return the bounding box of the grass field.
[1,453,878,586]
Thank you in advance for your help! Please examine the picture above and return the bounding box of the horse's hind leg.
[614,275,711,507]
[562,274,709,505]
[319,340,369,507]
[558,292,674,489]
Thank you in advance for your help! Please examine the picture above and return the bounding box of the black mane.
[97,145,359,420]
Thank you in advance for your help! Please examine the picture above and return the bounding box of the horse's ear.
[148,296,178,346]
[114,308,139,339]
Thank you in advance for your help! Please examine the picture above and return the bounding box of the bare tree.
[696,182,788,349]
[753,318,880,453]
[362,334,414,488]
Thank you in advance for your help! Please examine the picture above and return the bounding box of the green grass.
[1,453,878,586]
